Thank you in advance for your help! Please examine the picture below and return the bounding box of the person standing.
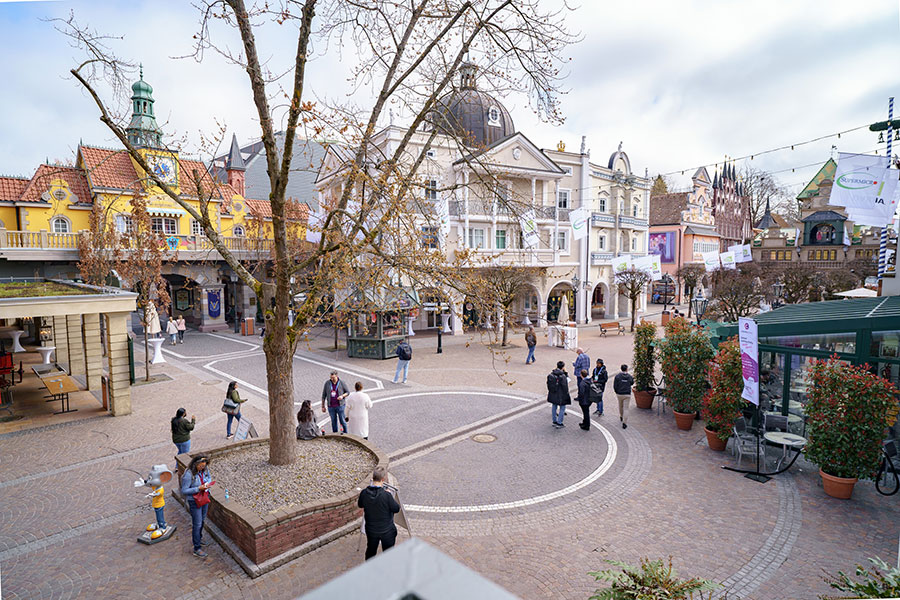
[591,359,608,416]
[613,364,635,430]
[224,381,247,439]
[573,348,590,384]
[357,466,400,560]
[577,369,592,430]
[166,318,178,346]
[296,400,320,440]
[345,381,373,440]
[171,408,195,455]
[546,360,571,428]
[175,315,187,344]
[321,371,350,433]
[180,453,213,558]
[393,339,412,384]
[524,327,537,364]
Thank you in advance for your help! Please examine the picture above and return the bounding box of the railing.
[591,252,614,265]
[591,213,615,226]
[0,229,273,255]
[618,215,648,228]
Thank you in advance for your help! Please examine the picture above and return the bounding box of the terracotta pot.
[820,469,858,499]
[704,427,727,451]
[633,388,655,410]
[673,410,695,431]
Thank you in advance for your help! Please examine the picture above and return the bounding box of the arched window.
[50,216,71,233]
[233,225,245,237]
[488,106,501,125]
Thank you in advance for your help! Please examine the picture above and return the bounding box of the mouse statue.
[134,464,177,544]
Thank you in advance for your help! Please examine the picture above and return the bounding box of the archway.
[547,281,575,324]
[162,273,202,326]
[590,282,608,321]
[516,283,542,325]
[419,287,450,330]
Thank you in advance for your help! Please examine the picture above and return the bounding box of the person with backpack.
[613,364,635,429]
[577,369,593,430]
[591,358,608,416]
[524,327,537,364]
[546,360,571,428]
[393,339,412,384]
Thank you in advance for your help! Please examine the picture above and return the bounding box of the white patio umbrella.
[834,287,877,298]
[557,293,570,324]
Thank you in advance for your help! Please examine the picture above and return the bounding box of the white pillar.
[451,300,464,335]
[609,283,619,319]
[538,301,548,328]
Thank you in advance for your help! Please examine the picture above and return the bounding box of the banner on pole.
[633,254,662,280]
[720,251,737,270]
[520,210,540,248]
[568,208,591,241]
[728,244,752,263]
[738,317,759,406]
[612,254,631,273]
[701,250,720,271]
[830,152,900,228]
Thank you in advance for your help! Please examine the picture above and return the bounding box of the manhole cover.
[202,380,221,386]
[471,433,497,443]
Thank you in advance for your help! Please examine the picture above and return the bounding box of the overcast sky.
[1,0,898,195]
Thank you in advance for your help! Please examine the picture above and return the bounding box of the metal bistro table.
[763,431,807,471]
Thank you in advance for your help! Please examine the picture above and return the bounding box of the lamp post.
[660,274,673,313]
[772,280,784,309]
[436,302,443,355]
[690,292,708,327]
[230,274,240,333]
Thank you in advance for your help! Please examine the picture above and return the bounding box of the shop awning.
[147,207,186,217]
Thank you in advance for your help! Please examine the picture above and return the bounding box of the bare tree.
[740,165,799,225]
[675,263,706,317]
[709,265,764,322]
[473,267,541,347]
[614,267,651,332]
[59,2,575,465]
[775,264,818,304]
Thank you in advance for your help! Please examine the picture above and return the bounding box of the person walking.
[345,381,373,440]
[175,315,187,344]
[546,360,571,428]
[613,364,635,429]
[577,369,592,430]
[171,408,195,455]
[524,327,537,364]
[357,466,400,560]
[393,339,412,383]
[223,381,247,439]
[296,400,320,440]
[166,318,178,346]
[573,348,590,384]
[591,358,608,416]
[321,371,350,433]
[180,453,214,558]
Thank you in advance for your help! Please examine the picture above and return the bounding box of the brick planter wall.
[175,434,387,572]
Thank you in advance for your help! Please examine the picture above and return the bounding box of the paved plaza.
[1,314,898,599]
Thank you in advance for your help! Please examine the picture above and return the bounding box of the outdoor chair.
[763,413,789,433]
[654,376,667,416]
[732,418,758,467]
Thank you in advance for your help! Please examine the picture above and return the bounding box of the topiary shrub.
[632,320,657,393]
[658,318,714,414]
[701,337,745,441]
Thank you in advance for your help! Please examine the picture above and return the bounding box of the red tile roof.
[0,176,29,202]
[78,146,141,191]
[245,198,308,221]
[18,164,92,204]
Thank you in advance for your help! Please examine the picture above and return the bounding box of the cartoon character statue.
[134,464,177,544]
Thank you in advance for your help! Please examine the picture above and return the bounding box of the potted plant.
[701,337,745,451]
[804,357,895,499]
[658,318,714,431]
[632,320,657,409]
[589,557,718,600]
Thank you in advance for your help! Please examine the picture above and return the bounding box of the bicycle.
[876,439,900,496]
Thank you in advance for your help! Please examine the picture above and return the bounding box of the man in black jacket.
[546,361,571,428]
[357,466,400,560]
[321,371,350,433]
[591,359,608,416]
[613,364,635,429]
[577,369,592,430]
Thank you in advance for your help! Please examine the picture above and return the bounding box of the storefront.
[715,296,900,436]
[344,287,419,360]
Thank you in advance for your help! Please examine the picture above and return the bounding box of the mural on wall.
[208,290,221,318]
[648,231,676,263]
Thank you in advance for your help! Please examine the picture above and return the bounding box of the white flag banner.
[305,211,323,244]
[728,244,752,263]
[648,254,663,280]
[568,207,591,241]
[633,254,663,280]
[738,317,759,406]
[520,210,540,248]
[701,250,720,271]
[842,226,851,247]
[612,254,632,273]
[720,250,737,270]
[830,152,900,227]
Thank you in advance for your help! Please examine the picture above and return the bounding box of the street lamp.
[690,292,708,327]
[660,274,673,313]
[772,280,784,309]
[230,273,240,333]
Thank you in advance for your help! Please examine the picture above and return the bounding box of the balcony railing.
[591,213,616,226]
[591,252,614,265]
[0,229,273,255]
[618,215,648,228]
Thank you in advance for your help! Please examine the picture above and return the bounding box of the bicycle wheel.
[876,460,900,496]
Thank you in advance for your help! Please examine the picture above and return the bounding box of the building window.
[598,195,607,212]
[556,230,568,251]
[564,166,573,175]
[50,216,70,233]
[598,234,606,250]
[693,240,719,254]
[769,250,777,261]
[488,106,501,125]
[425,149,435,158]
[524,294,539,310]
[557,189,570,209]
[468,227,485,249]
[151,217,178,236]
[421,226,438,249]
[114,214,133,234]
[631,236,637,251]
[191,219,205,236]
[495,229,507,250]
[233,225,245,237]
[632,203,639,217]
[425,179,437,201]
[619,198,625,213]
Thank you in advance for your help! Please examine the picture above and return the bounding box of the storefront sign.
[739,317,759,406]
[234,416,258,441]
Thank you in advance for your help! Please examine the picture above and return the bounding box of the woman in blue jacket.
[181,453,214,557]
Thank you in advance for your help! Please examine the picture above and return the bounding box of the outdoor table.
[41,374,79,415]
[763,431,807,470]
[32,363,65,378]
[6,330,26,353]
[148,338,166,364]
[37,346,55,365]
[548,325,577,350]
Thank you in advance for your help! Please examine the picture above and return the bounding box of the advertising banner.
[648,231,676,263]
[738,317,759,405]
[728,244,752,263]
[720,251,737,270]
[568,207,591,241]
[612,254,631,273]
[701,250,720,271]
[520,210,540,248]
[831,152,900,228]
[633,254,663,280]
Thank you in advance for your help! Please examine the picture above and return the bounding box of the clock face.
[148,155,177,185]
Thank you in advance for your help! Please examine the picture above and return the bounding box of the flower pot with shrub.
[658,318,714,431]
[632,320,657,409]
[804,357,896,499]
[589,557,718,600]
[701,337,745,451]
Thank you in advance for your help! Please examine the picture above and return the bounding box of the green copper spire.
[125,65,163,149]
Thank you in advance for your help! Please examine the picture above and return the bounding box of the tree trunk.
[501,308,509,347]
[334,319,339,350]
[143,329,150,382]
[630,296,637,332]
[264,310,296,466]
[686,287,693,318]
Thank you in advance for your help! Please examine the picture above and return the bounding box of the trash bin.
[241,317,255,336]
[101,375,109,410]
[661,311,671,326]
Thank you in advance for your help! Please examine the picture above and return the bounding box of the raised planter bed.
[174,434,388,577]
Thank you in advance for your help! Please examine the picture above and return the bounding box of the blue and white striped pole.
[878,97,894,279]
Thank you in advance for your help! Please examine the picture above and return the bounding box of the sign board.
[830,152,900,228]
[520,210,540,247]
[719,251,737,270]
[738,317,759,405]
[568,207,591,241]
[648,231,676,263]
[612,254,631,273]
[728,244,752,263]
[701,251,720,271]
[632,254,662,280]
[234,416,258,441]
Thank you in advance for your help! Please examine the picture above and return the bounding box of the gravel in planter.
[212,438,377,517]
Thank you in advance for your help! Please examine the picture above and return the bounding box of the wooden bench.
[598,322,625,336]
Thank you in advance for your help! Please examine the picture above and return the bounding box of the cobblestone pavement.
[1,316,898,599]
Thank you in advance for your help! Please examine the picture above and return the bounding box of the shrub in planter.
[822,557,900,599]
[658,318,714,430]
[805,357,896,499]
[701,337,745,450]
[589,557,718,600]
[632,320,657,409]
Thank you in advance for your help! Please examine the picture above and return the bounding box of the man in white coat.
[345,381,373,440]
